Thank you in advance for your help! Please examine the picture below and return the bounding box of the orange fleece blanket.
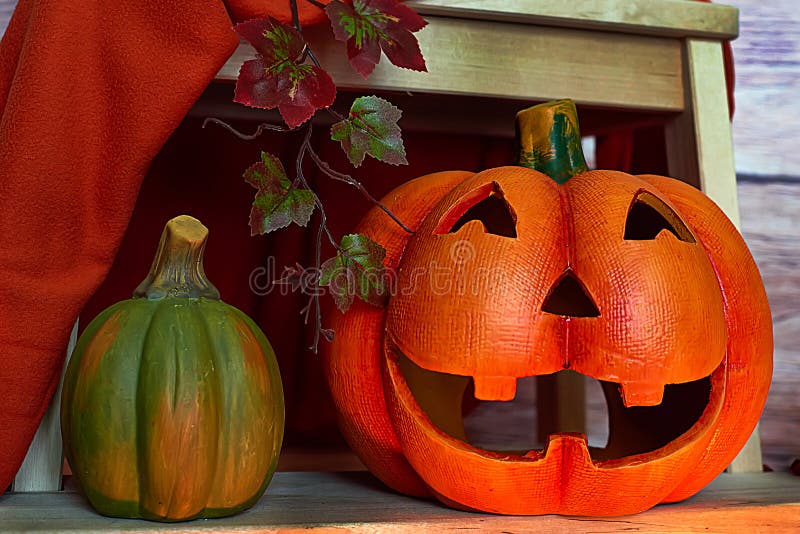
[0,0,245,491]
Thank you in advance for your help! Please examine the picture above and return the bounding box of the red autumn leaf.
[235,17,305,60]
[233,18,336,128]
[326,0,427,78]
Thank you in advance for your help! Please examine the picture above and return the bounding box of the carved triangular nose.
[542,271,600,317]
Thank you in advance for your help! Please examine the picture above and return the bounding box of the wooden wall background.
[729,0,800,471]
[1,1,797,470]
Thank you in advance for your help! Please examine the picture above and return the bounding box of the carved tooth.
[472,376,518,401]
[619,382,665,407]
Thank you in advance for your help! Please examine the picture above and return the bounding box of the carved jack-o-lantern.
[324,100,772,516]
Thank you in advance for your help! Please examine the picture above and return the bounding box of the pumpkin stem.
[133,215,221,300]
[516,99,588,184]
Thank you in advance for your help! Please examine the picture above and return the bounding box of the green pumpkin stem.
[516,99,589,184]
[134,215,221,300]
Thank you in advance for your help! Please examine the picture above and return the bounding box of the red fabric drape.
[0,0,243,491]
[0,0,735,491]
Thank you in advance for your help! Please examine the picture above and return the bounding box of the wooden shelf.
[218,18,686,112]
[404,0,739,39]
[215,1,737,113]
[2,472,798,532]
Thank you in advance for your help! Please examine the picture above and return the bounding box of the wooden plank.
[737,179,800,472]
[1,472,798,532]
[0,0,13,20]
[217,17,685,112]
[667,38,761,471]
[407,0,739,40]
[536,371,587,441]
[684,39,740,225]
[11,319,78,492]
[0,1,740,42]
[730,0,800,176]
[666,39,739,221]
[729,429,765,473]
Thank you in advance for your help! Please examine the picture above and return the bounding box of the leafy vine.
[206,0,427,352]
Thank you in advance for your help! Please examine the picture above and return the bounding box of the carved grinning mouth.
[389,346,717,463]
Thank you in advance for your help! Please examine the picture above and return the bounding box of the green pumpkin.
[61,215,284,522]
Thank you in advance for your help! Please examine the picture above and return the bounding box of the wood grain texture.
[11,320,77,492]
[667,39,740,222]
[731,0,800,176]
[407,0,739,39]
[0,1,739,41]
[218,18,685,112]
[729,0,800,472]
[738,180,800,472]
[0,0,12,28]
[0,471,798,532]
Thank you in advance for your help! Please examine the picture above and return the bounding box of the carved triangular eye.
[624,191,695,243]
[435,182,517,238]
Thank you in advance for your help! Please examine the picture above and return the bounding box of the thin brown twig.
[326,107,346,122]
[292,2,327,88]
[202,118,290,139]
[294,124,339,352]
[290,0,302,32]
[311,220,325,351]
[213,3,406,349]
[297,124,339,250]
[306,145,414,234]
[304,0,327,9]
[306,47,322,68]
[300,296,314,324]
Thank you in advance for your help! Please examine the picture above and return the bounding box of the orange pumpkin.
[324,100,772,515]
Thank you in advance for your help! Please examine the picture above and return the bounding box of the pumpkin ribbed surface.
[61,216,284,522]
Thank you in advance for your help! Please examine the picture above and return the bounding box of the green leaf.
[331,96,407,167]
[245,152,316,235]
[319,233,387,312]
[245,151,290,192]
